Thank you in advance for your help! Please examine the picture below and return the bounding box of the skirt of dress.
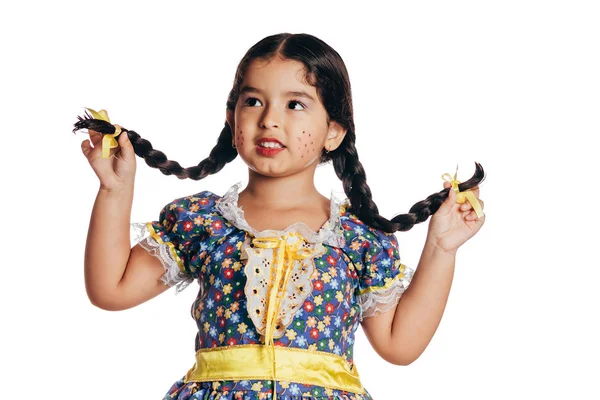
[162,377,374,400]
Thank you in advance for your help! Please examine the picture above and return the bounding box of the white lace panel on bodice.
[242,234,327,339]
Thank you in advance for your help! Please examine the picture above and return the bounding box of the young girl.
[75,33,485,400]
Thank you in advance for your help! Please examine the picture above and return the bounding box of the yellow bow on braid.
[252,234,315,400]
[85,108,122,159]
[442,165,484,218]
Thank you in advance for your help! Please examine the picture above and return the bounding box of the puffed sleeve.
[130,195,209,294]
[356,228,414,322]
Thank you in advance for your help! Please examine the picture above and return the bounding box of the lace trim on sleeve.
[130,222,194,294]
[357,265,415,322]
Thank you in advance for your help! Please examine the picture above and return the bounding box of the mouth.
[256,138,286,156]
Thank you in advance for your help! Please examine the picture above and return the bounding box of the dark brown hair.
[74,33,485,233]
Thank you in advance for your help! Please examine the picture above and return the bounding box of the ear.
[325,120,347,151]
[226,109,235,132]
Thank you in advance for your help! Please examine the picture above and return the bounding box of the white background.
[1,1,598,399]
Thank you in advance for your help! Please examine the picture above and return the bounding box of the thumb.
[118,130,134,159]
[438,187,456,214]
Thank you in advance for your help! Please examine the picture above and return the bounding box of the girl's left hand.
[426,182,485,254]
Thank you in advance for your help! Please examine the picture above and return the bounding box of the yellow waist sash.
[184,344,366,395]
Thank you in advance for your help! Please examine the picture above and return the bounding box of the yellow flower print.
[307,317,317,328]
[209,275,215,285]
[169,204,177,211]
[251,382,263,391]
[205,218,212,226]
[350,308,356,317]
[370,264,379,273]
[328,266,338,277]
[350,241,361,251]
[321,272,331,283]
[280,381,290,389]
[203,322,210,333]
[194,216,204,226]
[223,284,232,295]
[231,302,239,312]
[222,258,233,268]
[335,291,343,303]
[317,321,325,332]
[189,203,199,212]
[232,262,242,272]
[219,333,225,344]
[308,344,318,352]
[313,295,323,306]
[325,388,334,396]
[329,339,335,350]
[285,329,297,341]
[212,381,221,390]
[311,269,320,280]
[323,316,331,326]
[238,322,247,334]
[225,309,232,319]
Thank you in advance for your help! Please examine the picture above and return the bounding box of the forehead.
[242,57,316,96]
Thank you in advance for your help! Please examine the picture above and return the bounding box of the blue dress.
[132,183,414,400]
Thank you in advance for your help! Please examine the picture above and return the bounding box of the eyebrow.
[239,85,316,101]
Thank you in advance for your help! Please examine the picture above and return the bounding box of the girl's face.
[227,57,346,178]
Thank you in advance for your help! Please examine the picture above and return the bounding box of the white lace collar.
[215,182,347,247]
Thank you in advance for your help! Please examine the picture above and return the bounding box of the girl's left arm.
[361,182,485,365]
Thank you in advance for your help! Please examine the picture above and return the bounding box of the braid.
[73,111,237,180]
[332,133,485,233]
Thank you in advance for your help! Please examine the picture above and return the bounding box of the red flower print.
[215,291,223,302]
[224,268,234,280]
[212,220,223,230]
[183,221,193,232]
[303,301,314,313]
[274,341,285,347]
[326,255,337,266]
[310,328,319,339]
[388,248,394,258]
[234,290,243,300]
[219,318,226,328]
[325,303,335,314]
[224,245,234,255]
[227,338,237,346]
[313,280,324,292]
[211,342,218,348]
[199,198,209,206]
[334,248,342,255]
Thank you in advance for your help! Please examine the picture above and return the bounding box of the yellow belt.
[184,234,365,398]
[184,344,365,395]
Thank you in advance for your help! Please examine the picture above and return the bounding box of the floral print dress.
[132,183,414,400]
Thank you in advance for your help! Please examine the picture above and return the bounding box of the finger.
[443,181,451,189]
[81,138,93,158]
[117,131,134,160]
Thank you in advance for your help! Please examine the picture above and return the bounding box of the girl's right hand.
[81,129,137,191]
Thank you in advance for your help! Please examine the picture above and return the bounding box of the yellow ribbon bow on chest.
[442,165,484,218]
[251,234,315,400]
[85,108,122,159]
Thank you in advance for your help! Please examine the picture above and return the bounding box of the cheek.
[236,130,245,147]
[297,130,320,159]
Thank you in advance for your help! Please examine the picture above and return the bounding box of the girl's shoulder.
[338,204,399,255]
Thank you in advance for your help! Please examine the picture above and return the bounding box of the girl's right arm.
[81,129,170,311]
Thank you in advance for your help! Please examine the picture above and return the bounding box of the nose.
[259,105,281,129]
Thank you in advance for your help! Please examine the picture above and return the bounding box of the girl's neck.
[239,170,324,209]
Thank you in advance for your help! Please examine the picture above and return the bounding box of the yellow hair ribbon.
[441,165,484,218]
[85,108,122,159]
[252,234,314,400]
